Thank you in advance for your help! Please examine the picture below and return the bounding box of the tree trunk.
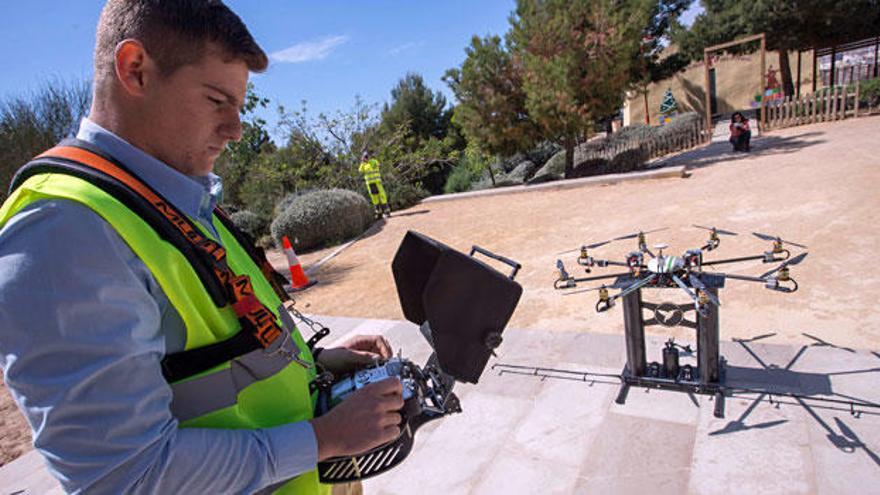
[778,48,795,98]
[563,137,575,179]
[487,164,496,186]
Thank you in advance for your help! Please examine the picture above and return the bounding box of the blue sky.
[0,1,702,143]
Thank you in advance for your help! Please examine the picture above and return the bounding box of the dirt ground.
[278,116,880,352]
[2,116,878,467]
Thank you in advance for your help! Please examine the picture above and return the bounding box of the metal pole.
[621,290,646,378]
[760,35,767,131]
[697,288,721,384]
[704,50,712,138]
[796,50,802,99]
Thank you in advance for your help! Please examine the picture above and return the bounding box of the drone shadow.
[495,331,880,466]
[711,335,880,467]
[650,130,825,171]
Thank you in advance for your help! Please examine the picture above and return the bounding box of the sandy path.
[2,116,878,467]
[275,116,880,351]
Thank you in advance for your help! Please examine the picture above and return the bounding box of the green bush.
[444,164,477,194]
[270,188,374,252]
[383,178,429,210]
[858,78,880,108]
[0,80,91,204]
[229,209,267,239]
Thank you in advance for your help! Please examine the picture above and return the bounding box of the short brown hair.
[94,0,268,84]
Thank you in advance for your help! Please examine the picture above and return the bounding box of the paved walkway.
[4,314,878,494]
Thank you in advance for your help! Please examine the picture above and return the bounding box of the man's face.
[143,46,248,176]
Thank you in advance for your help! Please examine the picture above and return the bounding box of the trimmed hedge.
[270,188,374,252]
[229,209,266,239]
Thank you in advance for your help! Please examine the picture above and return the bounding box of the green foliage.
[270,189,374,252]
[671,1,880,97]
[0,80,91,204]
[858,78,880,108]
[229,209,268,239]
[444,163,478,194]
[444,35,541,161]
[214,83,272,208]
[382,177,429,210]
[509,0,652,177]
[381,73,450,143]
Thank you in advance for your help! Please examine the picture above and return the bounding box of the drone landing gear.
[615,287,728,418]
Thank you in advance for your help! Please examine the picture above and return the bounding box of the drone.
[554,225,808,317]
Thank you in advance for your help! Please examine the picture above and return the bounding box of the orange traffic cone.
[282,235,317,291]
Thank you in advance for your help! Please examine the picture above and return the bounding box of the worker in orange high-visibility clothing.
[359,151,391,218]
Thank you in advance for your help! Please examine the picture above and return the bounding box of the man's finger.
[374,336,392,359]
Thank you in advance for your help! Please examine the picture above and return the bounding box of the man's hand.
[317,334,393,375]
[309,378,404,460]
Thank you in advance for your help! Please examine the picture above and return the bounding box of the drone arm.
[600,259,631,268]
[612,273,658,301]
[712,272,767,283]
[701,254,768,266]
[671,273,699,304]
[568,271,633,285]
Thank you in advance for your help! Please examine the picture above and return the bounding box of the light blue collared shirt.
[0,118,317,494]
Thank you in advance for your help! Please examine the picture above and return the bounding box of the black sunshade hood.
[391,231,522,384]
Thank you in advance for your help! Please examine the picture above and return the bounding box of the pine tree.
[659,88,678,116]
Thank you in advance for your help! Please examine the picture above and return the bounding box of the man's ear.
[114,39,156,97]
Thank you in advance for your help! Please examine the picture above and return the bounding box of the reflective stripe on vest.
[1,172,328,495]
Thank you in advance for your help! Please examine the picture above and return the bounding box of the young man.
[0,2,402,493]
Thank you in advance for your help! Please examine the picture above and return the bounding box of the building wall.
[624,50,818,126]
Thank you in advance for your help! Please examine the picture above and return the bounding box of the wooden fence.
[642,120,712,160]
[765,78,877,130]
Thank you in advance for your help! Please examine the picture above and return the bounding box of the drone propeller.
[614,227,669,241]
[760,252,808,279]
[752,232,807,249]
[556,239,613,255]
[688,274,721,306]
[693,224,738,236]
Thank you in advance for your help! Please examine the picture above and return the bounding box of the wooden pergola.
[703,33,767,135]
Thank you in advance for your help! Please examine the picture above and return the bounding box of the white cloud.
[388,41,424,56]
[271,35,349,64]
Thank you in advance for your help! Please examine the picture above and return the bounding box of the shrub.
[274,189,317,218]
[270,188,374,252]
[858,78,880,108]
[229,209,267,239]
[0,80,91,204]
[383,178,429,210]
[609,146,649,172]
[444,164,477,194]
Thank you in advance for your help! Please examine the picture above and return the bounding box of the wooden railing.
[765,78,877,130]
[642,120,712,160]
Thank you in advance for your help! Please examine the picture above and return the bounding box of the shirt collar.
[75,118,223,223]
